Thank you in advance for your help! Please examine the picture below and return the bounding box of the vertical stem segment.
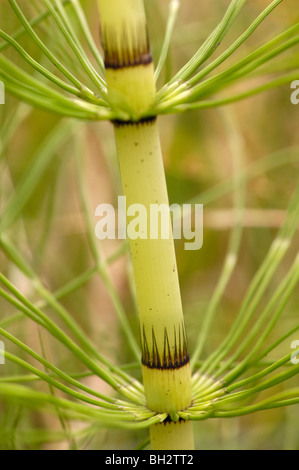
[150,420,195,451]
[114,121,192,418]
[98,0,194,449]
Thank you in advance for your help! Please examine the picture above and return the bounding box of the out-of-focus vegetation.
[0,0,298,449]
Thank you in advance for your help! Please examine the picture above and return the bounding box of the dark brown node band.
[141,323,190,370]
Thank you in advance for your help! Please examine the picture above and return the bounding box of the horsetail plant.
[0,0,299,450]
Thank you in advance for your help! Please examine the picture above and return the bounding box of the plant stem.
[114,120,192,414]
[150,419,194,451]
[97,0,194,449]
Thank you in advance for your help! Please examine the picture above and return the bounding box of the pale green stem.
[97,0,194,449]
